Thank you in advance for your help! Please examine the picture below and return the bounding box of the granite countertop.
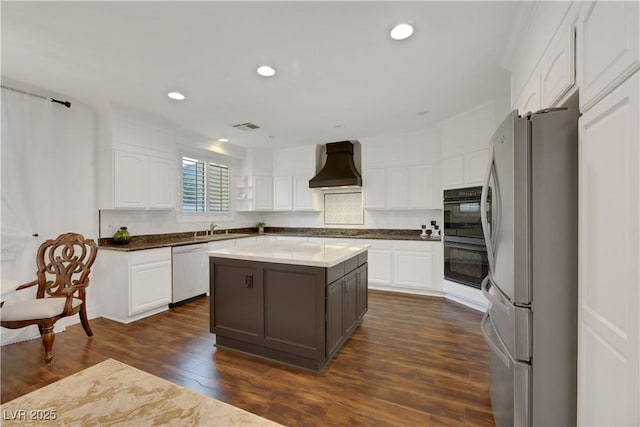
[209,240,369,268]
[98,227,441,252]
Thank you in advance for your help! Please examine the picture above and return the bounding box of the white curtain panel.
[1,87,97,345]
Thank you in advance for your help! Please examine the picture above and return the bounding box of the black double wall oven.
[443,186,490,289]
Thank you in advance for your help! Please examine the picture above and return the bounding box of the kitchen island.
[209,241,368,372]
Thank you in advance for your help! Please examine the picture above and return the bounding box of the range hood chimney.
[309,141,362,188]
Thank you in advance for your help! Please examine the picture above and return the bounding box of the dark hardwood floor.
[1,291,494,426]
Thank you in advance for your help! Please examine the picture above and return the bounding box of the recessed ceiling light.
[390,23,414,40]
[257,65,276,77]
[167,91,185,100]
[217,138,229,142]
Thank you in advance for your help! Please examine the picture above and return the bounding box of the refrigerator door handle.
[481,275,511,311]
[481,155,496,271]
[481,311,511,366]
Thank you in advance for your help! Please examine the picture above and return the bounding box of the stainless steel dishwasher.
[171,243,208,305]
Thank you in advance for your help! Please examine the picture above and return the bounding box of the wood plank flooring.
[1,291,494,426]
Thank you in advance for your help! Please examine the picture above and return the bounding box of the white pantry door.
[578,72,639,426]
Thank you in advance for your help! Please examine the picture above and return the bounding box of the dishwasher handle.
[173,244,208,254]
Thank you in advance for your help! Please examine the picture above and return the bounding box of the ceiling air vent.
[232,122,261,131]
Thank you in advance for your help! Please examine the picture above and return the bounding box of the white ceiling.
[1,1,521,148]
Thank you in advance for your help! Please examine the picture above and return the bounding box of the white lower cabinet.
[362,239,441,295]
[97,247,172,323]
[393,241,434,291]
[364,240,393,286]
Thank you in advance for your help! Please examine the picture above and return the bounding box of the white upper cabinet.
[98,107,177,210]
[515,72,541,114]
[540,25,576,107]
[409,165,434,209]
[254,175,273,211]
[256,145,319,212]
[364,165,437,210]
[148,156,176,209]
[361,130,440,210]
[293,175,318,211]
[578,0,639,112]
[113,150,148,208]
[386,168,410,209]
[362,168,386,209]
[111,150,175,210]
[440,102,494,190]
[273,175,293,211]
[442,156,464,189]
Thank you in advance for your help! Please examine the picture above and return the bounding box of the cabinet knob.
[245,274,253,288]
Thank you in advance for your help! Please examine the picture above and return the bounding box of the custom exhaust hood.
[309,141,362,188]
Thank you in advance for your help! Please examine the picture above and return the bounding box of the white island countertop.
[208,241,369,268]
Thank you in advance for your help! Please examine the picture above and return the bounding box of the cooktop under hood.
[309,141,362,188]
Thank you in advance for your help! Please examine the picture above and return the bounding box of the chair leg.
[79,304,93,337]
[42,325,55,364]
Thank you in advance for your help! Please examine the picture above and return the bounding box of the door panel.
[481,312,532,427]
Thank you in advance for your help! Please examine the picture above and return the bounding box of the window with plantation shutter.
[207,162,230,212]
[181,156,230,214]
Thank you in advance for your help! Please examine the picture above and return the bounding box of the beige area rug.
[1,359,283,426]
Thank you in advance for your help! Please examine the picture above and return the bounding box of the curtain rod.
[1,85,71,108]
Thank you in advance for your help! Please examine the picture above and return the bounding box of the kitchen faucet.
[209,223,219,235]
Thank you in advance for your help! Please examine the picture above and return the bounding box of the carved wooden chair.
[0,232,98,363]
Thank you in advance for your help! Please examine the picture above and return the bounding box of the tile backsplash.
[324,192,364,225]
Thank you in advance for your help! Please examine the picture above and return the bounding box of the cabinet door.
[465,149,489,186]
[393,250,433,290]
[212,262,262,340]
[343,271,358,334]
[363,168,386,209]
[356,264,368,319]
[367,249,393,285]
[148,156,175,209]
[254,176,273,211]
[129,259,171,315]
[442,156,464,189]
[578,72,639,426]
[293,175,317,211]
[579,1,639,111]
[114,150,147,208]
[516,72,541,114]
[386,168,410,209]
[273,176,293,211]
[326,280,344,356]
[410,165,433,209]
[540,25,576,107]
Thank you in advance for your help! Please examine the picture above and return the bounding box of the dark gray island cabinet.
[208,241,368,372]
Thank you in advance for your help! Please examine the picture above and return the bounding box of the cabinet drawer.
[357,251,368,266]
[360,239,393,250]
[393,240,434,252]
[130,247,171,265]
[344,255,358,274]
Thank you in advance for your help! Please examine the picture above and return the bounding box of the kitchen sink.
[194,233,250,241]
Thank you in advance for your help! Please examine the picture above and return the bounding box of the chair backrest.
[35,233,98,299]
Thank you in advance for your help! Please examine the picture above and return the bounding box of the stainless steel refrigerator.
[480,108,579,426]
